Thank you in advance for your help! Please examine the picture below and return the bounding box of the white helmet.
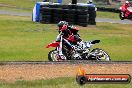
[125,1,130,6]
[125,1,129,4]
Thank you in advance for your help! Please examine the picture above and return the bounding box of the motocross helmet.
[57,21,68,31]
[125,1,131,7]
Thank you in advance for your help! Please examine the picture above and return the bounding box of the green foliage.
[97,11,119,19]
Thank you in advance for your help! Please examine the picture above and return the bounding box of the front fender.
[46,42,60,48]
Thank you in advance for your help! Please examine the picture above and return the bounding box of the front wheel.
[119,12,124,20]
[48,50,67,61]
[48,50,58,61]
[90,48,111,61]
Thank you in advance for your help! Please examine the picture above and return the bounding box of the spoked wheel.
[48,50,58,61]
[48,50,67,61]
[91,48,111,61]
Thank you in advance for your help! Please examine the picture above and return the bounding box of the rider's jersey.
[121,3,131,12]
[58,25,80,38]
[63,26,81,43]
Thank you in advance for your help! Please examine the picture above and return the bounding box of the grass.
[0,0,120,19]
[0,7,32,13]
[0,15,57,61]
[0,15,132,61]
[97,11,119,20]
[0,0,37,11]
[0,77,131,88]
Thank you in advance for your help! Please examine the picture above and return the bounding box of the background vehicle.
[119,7,132,20]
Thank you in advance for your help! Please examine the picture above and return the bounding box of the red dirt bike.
[119,6,132,20]
[46,33,111,61]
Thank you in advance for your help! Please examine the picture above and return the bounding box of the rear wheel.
[129,14,132,20]
[90,48,111,61]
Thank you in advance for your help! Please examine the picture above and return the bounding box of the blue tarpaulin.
[57,0,62,3]
[77,3,96,7]
[32,0,62,22]
[32,2,41,22]
[36,3,41,22]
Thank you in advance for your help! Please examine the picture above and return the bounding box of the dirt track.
[0,64,132,82]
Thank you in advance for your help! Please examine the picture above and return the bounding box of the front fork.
[58,35,63,56]
[121,11,124,17]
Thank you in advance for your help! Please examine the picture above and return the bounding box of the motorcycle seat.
[91,40,100,44]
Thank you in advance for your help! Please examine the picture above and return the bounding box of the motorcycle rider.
[56,21,87,60]
[121,1,131,17]
[57,21,86,48]
[57,21,79,39]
